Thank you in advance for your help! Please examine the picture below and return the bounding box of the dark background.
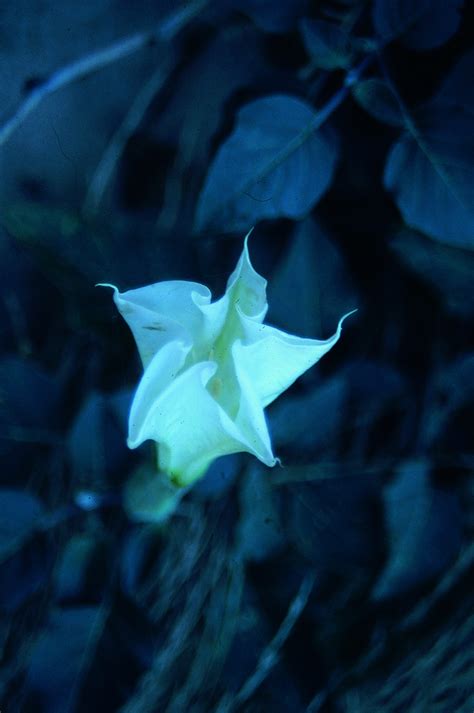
[0,1,473,711]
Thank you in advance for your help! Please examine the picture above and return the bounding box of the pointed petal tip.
[126,435,140,450]
[264,455,281,469]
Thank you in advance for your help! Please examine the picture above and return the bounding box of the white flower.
[100,233,354,487]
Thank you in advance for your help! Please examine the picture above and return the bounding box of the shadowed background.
[0,1,473,711]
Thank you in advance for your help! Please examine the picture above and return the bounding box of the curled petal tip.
[339,308,358,328]
[96,282,118,292]
[243,227,256,256]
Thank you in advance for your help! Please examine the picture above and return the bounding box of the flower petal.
[129,357,260,487]
[191,292,229,356]
[232,340,277,467]
[226,231,268,322]
[99,281,213,367]
[128,339,192,446]
[236,311,356,408]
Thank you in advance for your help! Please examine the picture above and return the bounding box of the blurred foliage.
[0,0,473,711]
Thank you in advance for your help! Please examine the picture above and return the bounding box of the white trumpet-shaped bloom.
[101,234,354,487]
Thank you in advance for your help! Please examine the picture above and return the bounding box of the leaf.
[155,25,271,175]
[221,583,270,693]
[288,475,380,571]
[227,0,310,33]
[236,464,285,562]
[300,18,353,70]
[0,233,52,353]
[193,453,242,499]
[0,491,51,613]
[1,202,103,282]
[0,539,51,615]
[53,534,101,602]
[269,375,348,455]
[421,353,474,452]
[352,78,405,127]
[0,201,131,290]
[123,466,184,523]
[120,525,162,601]
[25,607,103,713]
[373,0,463,50]
[372,460,462,600]
[342,360,413,462]
[435,49,474,114]
[268,217,358,337]
[195,94,339,233]
[0,489,45,559]
[67,390,132,487]
[0,356,61,431]
[384,104,474,249]
[390,229,474,316]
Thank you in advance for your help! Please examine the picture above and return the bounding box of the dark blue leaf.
[25,607,102,713]
[155,26,270,173]
[0,356,61,430]
[341,360,413,462]
[0,236,52,353]
[268,218,358,337]
[372,460,462,600]
[433,354,474,409]
[221,583,270,692]
[344,361,406,402]
[373,0,463,50]
[269,375,348,454]
[288,476,380,572]
[0,490,50,612]
[108,387,133,435]
[421,353,474,449]
[0,489,45,558]
[120,526,161,601]
[228,0,310,33]
[0,537,51,612]
[1,202,122,287]
[67,390,132,486]
[236,464,285,562]
[300,18,354,70]
[193,453,241,499]
[384,105,474,249]
[123,465,183,523]
[195,95,339,233]
[390,229,474,316]
[53,534,99,602]
[435,48,474,114]
[352,78,405,127]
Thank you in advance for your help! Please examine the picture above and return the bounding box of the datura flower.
[100,234,354,488]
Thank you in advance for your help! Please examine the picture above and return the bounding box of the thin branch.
[304,541,474,711]
[82,57,174,218]
[216,572,316,713]
[0,0,209,149]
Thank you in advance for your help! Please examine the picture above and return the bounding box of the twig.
[399,540,474,631]
[216,572,316,712]
[82,57,174,217]
[304,541,474,711]
[0,0,209,149]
